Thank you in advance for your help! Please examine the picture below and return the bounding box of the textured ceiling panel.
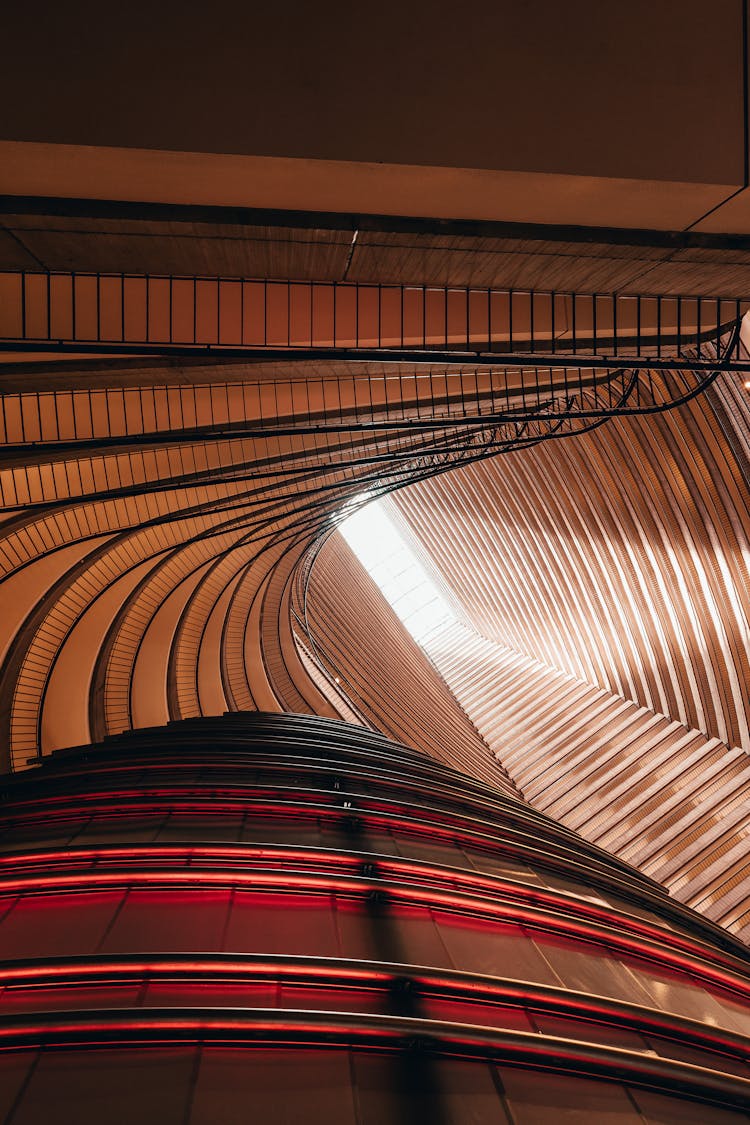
[298,532,511,791]
[382,373,750,936]
[388,374,750,751]
[422,621,750,940]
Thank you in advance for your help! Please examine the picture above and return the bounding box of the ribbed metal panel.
[383,378,750,938]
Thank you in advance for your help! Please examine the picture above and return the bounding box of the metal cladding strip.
[0,951,749,1060]
[379,371,750,938]
[0,843,746,993]
[296,532,507,790]
[387,372,750,745]
[0,1006,747,1111]
[420,622,750,939]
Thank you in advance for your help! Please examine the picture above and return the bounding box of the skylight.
[338,496,456,644]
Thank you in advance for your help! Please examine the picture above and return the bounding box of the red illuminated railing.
[0,841,748,1000]
[0,1004,746,1112]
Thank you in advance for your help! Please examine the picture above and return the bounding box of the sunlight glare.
[339,496,456,644]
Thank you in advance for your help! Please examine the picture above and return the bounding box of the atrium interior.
[1,1,750,1119]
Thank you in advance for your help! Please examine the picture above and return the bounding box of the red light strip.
[0,959,384,984]
[0,789,674,914]
[0,1006,747,1110]
[0,795,622,890]
[0,843,746,988]
[0,841,691,945]
[0,863,748,1002]
[0,783,627,879]
[0,844,362,869]
[0,954,748,1061]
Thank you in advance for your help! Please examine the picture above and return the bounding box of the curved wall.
[0,714,750,1121]
[389,376,750,751]
[380,372,750,938]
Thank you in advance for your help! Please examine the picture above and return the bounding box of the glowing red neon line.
[0,1007,748,1106]
[0,957,747,1059]
[0,959,386,984]
[0,844,743,981]
[0,866,747,998]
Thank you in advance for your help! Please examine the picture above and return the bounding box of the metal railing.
[0,270,745,371]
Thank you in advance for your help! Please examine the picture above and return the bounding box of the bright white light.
[339,496,456,644]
